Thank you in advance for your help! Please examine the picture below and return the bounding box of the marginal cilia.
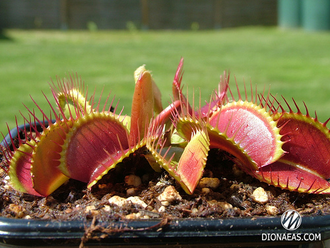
[2,58,330,197]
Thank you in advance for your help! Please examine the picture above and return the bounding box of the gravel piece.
[198,177,220,189]
[125,175,142,187]
[251,187,268,204]
[157,186,182,206]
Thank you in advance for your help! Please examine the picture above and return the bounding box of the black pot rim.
[0,215,329,246]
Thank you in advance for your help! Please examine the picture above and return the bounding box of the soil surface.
[1,145,330,222]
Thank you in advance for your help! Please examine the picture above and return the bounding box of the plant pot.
[1,123,329,247]
[0,215,329,247]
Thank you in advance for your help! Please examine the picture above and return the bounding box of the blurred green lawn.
[1,27,330,136]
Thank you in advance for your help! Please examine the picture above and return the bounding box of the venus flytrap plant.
[2,58,330,199]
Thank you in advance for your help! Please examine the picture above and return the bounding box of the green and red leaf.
[31,121,71,196]
[58,112,131,187]
[255,104,330,194]
[130,66,163,144]
[147,120,210,194]
[176,129,210,194]
[8,142,42,196]
[208,100,284,172]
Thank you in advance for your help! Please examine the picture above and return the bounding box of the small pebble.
[125,212,142,219]
[127,196,147,208]
[125,212,150,220]
[218,201,233,210]
[191,208,198,214]
[85,205,96,212]
[208,200,232,210]
[126,188,137,196]
[65,208,72,214]
[98,183,111,189]
[108,195,147,209]
[125,175,142,187]
[8,204,25,218]
[266,205,278,215]
[103,205,111,212]
[251,187,269,204]
[201,187,211,194]
[157,185,182,206]
[85,205,99,215]
[108,195,127,207]
[198,177,220,189]
[158,206,166,212]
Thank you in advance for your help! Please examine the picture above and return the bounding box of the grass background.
[0,27,330,135]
